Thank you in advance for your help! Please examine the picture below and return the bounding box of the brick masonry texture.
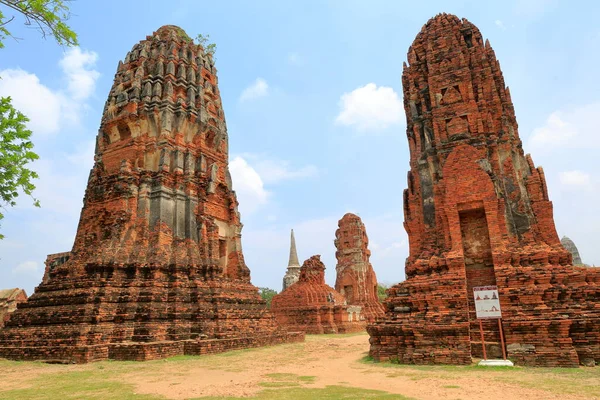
[334,213,385,322]
[271,255,365,334]
[0,25,303,363]
[367,14,600,367]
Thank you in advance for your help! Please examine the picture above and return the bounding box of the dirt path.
[119,333,597,399]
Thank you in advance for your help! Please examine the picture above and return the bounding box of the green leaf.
[0,0,79,47]
[0,96,40,238]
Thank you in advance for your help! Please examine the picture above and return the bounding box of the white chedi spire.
[282,229,301,291]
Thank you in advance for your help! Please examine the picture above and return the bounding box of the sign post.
[473,285,513,366]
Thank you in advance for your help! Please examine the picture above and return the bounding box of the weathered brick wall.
[368,13,600,367]
[334,213,385,322]
[271,255,366,334]
[0,25,301,363]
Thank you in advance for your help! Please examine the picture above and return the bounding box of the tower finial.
[288,229,300,267]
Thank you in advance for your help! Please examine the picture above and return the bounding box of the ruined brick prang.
[334,213,384,322]
[271,255,365,334]
[0,25,303,363]
[282,229,301,291]
[367,14,600,367]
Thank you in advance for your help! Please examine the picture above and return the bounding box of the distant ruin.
[0,25,303,363]
[367,14,600,367]
[334,213,384,322]
[0,289,27,328]
[271,255,365,334]
[273,215,384,332]
[561,236,586,266]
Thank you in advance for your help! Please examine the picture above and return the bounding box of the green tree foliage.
[0,0,78,238]
[195,33,216,58]
[258,287,278,308]
[0,98,39,239]
[377,284,388,302]
[0,0,78,48]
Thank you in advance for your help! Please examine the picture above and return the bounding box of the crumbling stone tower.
[367,14,600,367]
[334,213,384,322]
[0,25,303,363]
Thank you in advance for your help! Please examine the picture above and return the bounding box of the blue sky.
[1,0,599,295]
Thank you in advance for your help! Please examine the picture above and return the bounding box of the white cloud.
[12,261,41,277]
[530,113,575,147]
[529,103,600,150]
[239,78,269,102]
[0,47,99,136]
[559,170,591,186]
[229,156,270,216]
[495,20,506,30]
[229,154,318,216]
[59,47,100,100]
[0,69,63,135]
[250,158,318,185]
[66,139,96,166]
[335,83,403,131]
[526,103,600,268]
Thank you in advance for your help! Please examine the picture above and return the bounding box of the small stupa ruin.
[271,255,365,334]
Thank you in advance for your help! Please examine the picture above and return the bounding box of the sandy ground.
[121,333,597,399]
[1,333,598,399]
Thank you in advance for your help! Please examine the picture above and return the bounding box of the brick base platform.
[0,332,304,364]
[368,260,600,367]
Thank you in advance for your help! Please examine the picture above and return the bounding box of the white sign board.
[473,286,502,319]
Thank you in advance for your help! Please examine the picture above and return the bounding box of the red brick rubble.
[0,25,303,363]
[334,213,385,322]
[271,255,365,334]
[367,14,600,367]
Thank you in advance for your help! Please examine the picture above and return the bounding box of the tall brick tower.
[0,25,302,363]
[334,213,384,322]
[367,14,600,367]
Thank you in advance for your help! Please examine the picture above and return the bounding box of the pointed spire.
[288,229,300,267]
